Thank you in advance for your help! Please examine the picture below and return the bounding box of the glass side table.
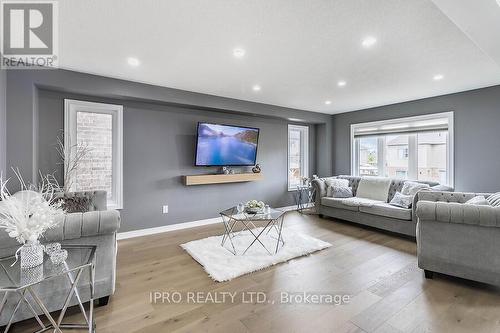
[220,207,287,255]
[0,245,96,333]
[294,185,316,214]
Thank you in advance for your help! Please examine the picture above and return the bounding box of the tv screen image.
[195,123,260,166]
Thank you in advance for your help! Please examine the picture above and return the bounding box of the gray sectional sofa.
[416,191,500,286]
[0,191,120,326]
[312,175,448,237]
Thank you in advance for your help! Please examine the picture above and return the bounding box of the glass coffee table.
[0,245,96,333]
[219,207,286,255]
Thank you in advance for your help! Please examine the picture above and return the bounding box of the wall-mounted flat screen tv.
[195,122,260,166]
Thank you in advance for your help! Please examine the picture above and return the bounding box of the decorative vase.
[245,207,263,214]
[21,265,44,285]
[20,242,44,269]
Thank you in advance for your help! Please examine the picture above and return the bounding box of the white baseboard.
[117,205,298,240]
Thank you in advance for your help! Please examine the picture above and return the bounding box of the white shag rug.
[181,227,332,282]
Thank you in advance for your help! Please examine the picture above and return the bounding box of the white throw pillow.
[389,192,412,208]
[356,177,392,202]
[401,182,430,198]
[465,196,490,206]
[486,192,500,207]
[325,178,349,197]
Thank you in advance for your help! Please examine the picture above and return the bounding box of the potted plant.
[0,170,64,268]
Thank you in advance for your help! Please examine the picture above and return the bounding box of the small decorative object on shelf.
[252,164,261,173]
[301,176,310,186]
[245,200,265,214]
[0,170,64,269]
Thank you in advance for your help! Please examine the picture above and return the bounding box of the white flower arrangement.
[0,170,64,245]
[245,200,265,210]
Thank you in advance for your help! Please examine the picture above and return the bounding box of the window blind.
[352,114,450,138]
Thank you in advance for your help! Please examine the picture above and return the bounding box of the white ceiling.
[58,0,500,114]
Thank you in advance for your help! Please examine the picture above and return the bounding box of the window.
[64,99,123,209]
[288,124,309,190]
[351,112,454,186]
[358,137,379,176]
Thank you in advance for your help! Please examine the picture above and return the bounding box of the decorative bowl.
[245,207,263,214]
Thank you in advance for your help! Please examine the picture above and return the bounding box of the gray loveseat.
[416,191,500,286]
[0,191,120,326]
[312,176,447,237]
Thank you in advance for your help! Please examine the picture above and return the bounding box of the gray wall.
[332,85,500,192]
[0,69,6,175]
[6,69,333,232]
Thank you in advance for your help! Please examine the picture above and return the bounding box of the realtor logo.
[1,0,58,69]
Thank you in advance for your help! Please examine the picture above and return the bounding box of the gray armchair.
[416,191,500,286]
[0,191,120,326]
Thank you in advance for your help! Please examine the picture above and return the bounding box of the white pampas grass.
[0,170,64,244]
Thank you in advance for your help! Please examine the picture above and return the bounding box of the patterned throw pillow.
[401,182,430,198]
[325,178,349,197]
[60,197,91,213]
[466,196,490,206]
[487,192,500,207]
[331,186,353,198]
[389,192,412,208]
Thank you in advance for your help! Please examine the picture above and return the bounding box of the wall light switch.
[162,205,169,214]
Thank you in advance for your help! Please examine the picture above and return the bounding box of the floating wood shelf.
[183,173,263,186]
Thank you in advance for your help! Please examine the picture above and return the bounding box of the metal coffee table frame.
[0,245,96,333]
[220,207,286,255]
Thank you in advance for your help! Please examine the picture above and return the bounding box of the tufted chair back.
[417,191,492,204]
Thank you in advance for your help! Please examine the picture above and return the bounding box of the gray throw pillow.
[389,192,412,208]
[60,197,91,213]
[465,196,490,206]
[487,192,500,207]
[331,186,353,198]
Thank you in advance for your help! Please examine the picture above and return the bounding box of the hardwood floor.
[10,213,500,332]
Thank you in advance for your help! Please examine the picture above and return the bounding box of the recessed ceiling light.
[433,74,444,81]
[127,57,140,67]
[337,80,347,87]
[252,84,261,92]
[325,100,332,105]
[362,36,377,48]
[233,48,246,58]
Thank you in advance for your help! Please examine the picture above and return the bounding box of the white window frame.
[287,124,309,191]
[350,112,454,187]
[64,99,124,210]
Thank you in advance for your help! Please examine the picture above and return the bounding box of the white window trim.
[350,112,454,187]
[64,99,124,210]
[287,124,309,191]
